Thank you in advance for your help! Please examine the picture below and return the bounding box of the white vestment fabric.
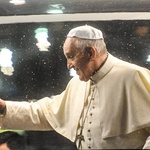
[1,54,150,149]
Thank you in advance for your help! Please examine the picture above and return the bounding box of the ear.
[85,47,96,60]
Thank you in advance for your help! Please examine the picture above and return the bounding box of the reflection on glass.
[46,4,65,14]
[0,48,14,76]
[34,28,51,51]
[9,0,26,5]
[147,55,150,62]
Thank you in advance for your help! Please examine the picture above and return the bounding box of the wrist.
[0,106,6,115]
[0,99,6,115]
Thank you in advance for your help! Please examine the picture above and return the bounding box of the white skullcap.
[67,25,103,40]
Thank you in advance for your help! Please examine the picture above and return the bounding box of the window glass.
[0,20,149,100]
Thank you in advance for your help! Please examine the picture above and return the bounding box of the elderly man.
[0,25,150,149]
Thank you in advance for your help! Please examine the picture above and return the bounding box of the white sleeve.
[143,136,150,149]
[1,100,52,130]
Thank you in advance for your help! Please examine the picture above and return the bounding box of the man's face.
[63,38,93,81]
[0,143,10,150]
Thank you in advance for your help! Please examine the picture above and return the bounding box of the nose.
[67,61,73,69]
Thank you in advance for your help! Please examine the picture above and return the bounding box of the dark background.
[0,20,150,100]
[0,0,150,16]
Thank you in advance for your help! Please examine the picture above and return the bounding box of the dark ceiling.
[0,0,150,16]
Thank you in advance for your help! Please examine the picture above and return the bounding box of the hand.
[0,98,6,114]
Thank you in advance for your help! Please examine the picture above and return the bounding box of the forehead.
[63,38,79,54]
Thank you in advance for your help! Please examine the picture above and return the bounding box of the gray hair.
[71,37,107,54]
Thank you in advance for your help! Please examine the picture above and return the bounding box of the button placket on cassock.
[77,80,98,149]
[80,83,96,149]
[88,86,96,149]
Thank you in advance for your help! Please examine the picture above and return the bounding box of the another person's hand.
[0,99,6,115]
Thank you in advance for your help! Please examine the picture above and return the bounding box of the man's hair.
[70,37,107,55]
[0,131,27,150]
